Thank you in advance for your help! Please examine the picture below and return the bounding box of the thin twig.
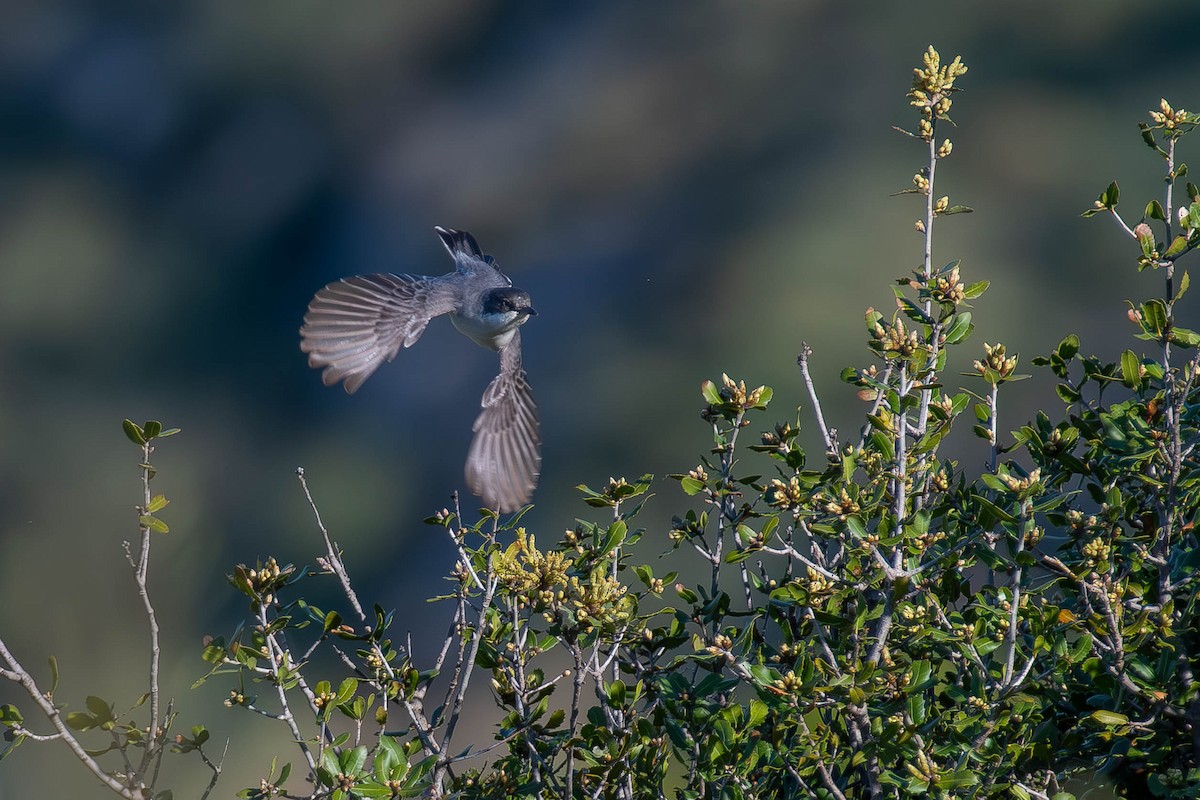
[197,738,230,800]
[798,344,836,454]
[297,468,366,622]
[133,440,163,781]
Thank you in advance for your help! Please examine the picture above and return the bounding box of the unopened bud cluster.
[912,529,947,551]
[1149,98,1198,133]
[773,670,804,694]
[930,265,965,305]
[705,633,734,659]
[973,342,1018,383]
[719,373,768,409]
[604,476,629,498]
[312,687,337,710]
[590,474,645,508]
[909,46,967,121]
[564,569,631,630]
[668,514,704,543]
[493,530,569,606]
[821,487,861,521]
[759,422,795,456]
[998,468,1040,494]
[235,557,291,608]
[898,601,931,622]
[871,317,922,359]
[1080,536,1111,567]
[797,566,835,598]
[766,476,806,514]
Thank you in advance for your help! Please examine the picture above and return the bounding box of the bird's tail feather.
[435,226,482,259]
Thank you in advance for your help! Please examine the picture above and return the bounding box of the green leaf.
[122,419,147,445]
[1139,300,1168,337]
[1172,327,1200,348]
[65,711,96,731]
[0,731,27,762]
[972,493,1016,524]
[1056,383,1082,404]
[845,516,868,539]
[747,699,768,728]
[147,494,169,513]
[962,280,990,300]
[85,696,112,722]
[139,515,170,534]
[1164,234,1189,259]
[1089,709,1129,726]
[0,704,22,726]
[143,420,163,439]
[47,655,59,696]
[941,204,974,215]
[1120,350,1142,388]
[753,384,773,409]
[1140,124,1167,156]
[599,519,628,555]
[907,660,933,693]
[664,718,689,749]
[939,770,980,789]
[336,677,358,705]
[1146,199,1166,221]
[701,380,722,405]
[943,312,974,345]
[1100,180,1119,209]
[341,745,369,777]
[373,738,399,778]
[679,476,705,496]
[1057,334,1080,360]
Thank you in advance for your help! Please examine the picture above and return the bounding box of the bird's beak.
[524,307,538,316]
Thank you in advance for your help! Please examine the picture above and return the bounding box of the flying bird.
[299,227,540,512]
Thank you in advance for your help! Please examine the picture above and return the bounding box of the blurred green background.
[2,1,1199,795]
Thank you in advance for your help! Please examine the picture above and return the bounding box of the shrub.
[4,46,1200,800]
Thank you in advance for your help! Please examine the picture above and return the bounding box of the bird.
[299,226,540,513]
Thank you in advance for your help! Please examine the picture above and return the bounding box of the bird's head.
[482,287,537,329]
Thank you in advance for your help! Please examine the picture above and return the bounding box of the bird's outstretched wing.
[300,273,457,394]
[466,330,541,512]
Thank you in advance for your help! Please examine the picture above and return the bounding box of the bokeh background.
[1,1,1198,795]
